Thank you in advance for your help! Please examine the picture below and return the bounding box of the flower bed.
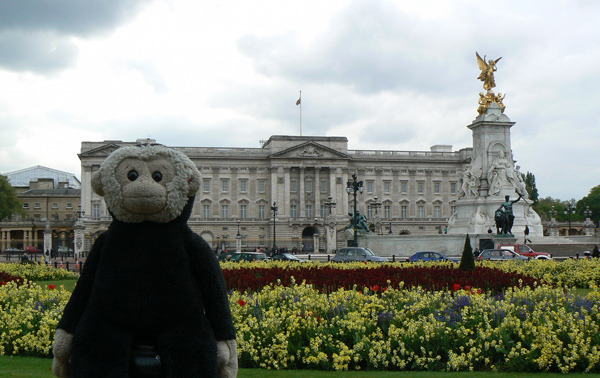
[0,263,78,281]
[2,260,600,373]
[231,282,600,373]
[479,258,600,288]
[221,261,545,295]
[0,281,71,356]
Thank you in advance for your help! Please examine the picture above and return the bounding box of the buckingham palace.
[77,135,472,254]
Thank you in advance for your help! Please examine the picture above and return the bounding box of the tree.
[459,234,476,271]
[577,185,600,226]
[0,175,24,220]
[521,171,539,205]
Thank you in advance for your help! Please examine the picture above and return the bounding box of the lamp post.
[324,195,337,215]
[369,196,382,217]
[346,174,363,246]
[584,206,592,220]
[236,219,242,253]
[564,203,576,236]
[271,202,278,252]
[549,206,557,220]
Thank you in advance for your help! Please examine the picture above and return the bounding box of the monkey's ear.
[187,170,201,197]
[91,170,104,196]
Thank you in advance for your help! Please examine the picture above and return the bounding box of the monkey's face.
[116,157,175,215]
[92,144,201,224]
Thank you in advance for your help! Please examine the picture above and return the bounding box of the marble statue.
[458,154,482,198]
[487,151,518,196]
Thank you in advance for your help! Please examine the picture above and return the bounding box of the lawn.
[2,356,600,378]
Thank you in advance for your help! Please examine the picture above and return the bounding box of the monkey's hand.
[217,339,238,378]
[52,329,73,378]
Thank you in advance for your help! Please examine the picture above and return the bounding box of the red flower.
[453,283,461,291]
[464,285,472,291]
[371,285,380,292]
[238,299,247,306]
[1,281,6,286]
[48,284,57,290]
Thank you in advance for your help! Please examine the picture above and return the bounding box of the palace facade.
[1,166,82,253]
[77,135,471,254]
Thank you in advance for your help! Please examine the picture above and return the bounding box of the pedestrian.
[592,244,600,258]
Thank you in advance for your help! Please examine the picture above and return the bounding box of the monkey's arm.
[185,232,237,378]
[52,232,106,378]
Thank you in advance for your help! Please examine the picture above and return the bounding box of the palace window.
[240,205,247,219]
[401,181,408,194]
[239,180,247,193]
[418,205,425,218]
[259,205,266,218]
[305,204,313,218]
[93,203,101,219]
[221,204,229,218]
[203,205,211,218]
[258,180,266,193]
[401,205,408,218]
[221,179,229,193]
[203,179,211,192]
[290,204,297,218]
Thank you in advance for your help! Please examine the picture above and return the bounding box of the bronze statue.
[495,191,523,235]
[476,52,502,91]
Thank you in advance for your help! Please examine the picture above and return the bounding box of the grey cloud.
[0,0,154,74]
[0,31,79,74]
[0,0,152,35]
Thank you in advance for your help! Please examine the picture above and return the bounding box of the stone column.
[43,221,52,254]
[74,219,85,259]
[299,168,305,217]
[315,167,321,217]
[329,169,337,216]
[325,215,337,253]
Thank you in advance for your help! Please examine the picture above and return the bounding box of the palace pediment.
[269,142,349,160]
[78,143,122,158]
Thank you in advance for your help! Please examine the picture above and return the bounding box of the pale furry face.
[91,145,201,223]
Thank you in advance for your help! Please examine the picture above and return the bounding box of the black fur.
[57,198,235,377]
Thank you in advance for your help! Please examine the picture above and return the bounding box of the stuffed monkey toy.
[52,144,237,378]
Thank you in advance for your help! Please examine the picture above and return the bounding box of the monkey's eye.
[152,171,163,182]
[127,170,139,181]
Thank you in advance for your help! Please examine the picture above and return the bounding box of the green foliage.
[0,175,24,220]
[576,185,600,226]
[520,171,539,205]
[458,234,475,271]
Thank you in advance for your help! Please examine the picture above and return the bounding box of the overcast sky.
[0,0,598,201]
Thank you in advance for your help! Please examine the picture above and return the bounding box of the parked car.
[408,251,458,263]
[25,246,42,253]
[269,253,306,263]
[217,251,238,262]
[332,247,388,263]
[228,252,268,262]
[478,249,528,261]
[57,246,74,257]
[3,247,23,254]
[497,244,552,259]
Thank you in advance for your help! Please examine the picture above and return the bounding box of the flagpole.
[298,90,302,136]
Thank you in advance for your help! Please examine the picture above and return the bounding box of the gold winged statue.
[476,52,501,91]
